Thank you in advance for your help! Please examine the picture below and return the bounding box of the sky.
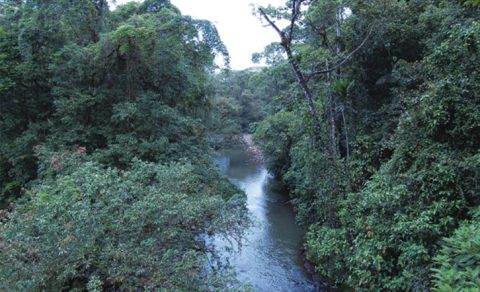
[112,0,285,70]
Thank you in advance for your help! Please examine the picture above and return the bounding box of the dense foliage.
[2,0,479,290]
[0,0,245,290]
[251,0,480,290]
[432,208,480,291]
[208,68,276,147]
[1,148,244,291]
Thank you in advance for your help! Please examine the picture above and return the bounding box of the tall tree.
[258,0,372,158]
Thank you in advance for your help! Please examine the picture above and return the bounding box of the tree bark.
[283,44,323,139]
[340,105,350,161]
[325,61,338,159]
[335,6,343,75]
[259,5,324,146]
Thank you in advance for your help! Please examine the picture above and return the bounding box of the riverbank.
[213,145,318,291]
[240,134,265,164]
[234,134,331,291]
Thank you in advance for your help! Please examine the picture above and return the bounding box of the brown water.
[214,146,320,291]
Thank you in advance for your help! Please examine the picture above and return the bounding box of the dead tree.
[259,1,373,160]
[259,1,325,148]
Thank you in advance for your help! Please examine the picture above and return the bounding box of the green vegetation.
[251,0,480,290]
[2,149,244,290]
[433,208,480,291]
[0,0,245,290]
[1,0,479,290]
[209,69,273,147]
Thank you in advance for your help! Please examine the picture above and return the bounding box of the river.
[214,146,320,291]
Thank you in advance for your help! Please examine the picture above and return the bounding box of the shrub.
[0,150,245,291]
[433,213,480,292]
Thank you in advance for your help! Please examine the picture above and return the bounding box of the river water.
[214,146,319,291]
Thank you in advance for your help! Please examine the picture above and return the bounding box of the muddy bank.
[240,134,265,164]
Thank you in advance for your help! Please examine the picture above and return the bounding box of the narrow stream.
[214,146,319,291]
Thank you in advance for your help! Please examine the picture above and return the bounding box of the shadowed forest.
[1,0,479,291]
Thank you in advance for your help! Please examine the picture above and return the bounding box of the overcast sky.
[112,0,285,70]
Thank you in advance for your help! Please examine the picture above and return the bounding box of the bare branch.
[258,8,284,39]
[259,4,325,146]
[306,26,374,81]
[289,0,302,40]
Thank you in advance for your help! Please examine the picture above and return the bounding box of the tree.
[0,2,246,289]
[253,0,480,290]
[258,0,372,159]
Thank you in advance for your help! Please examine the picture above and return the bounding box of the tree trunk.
[341,106,350,161]
[283,45,323,140]
[325,61,338,159]
[335,6,343,75]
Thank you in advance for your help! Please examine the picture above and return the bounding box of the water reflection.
[214,147,319,292]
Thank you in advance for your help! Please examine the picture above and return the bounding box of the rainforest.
[1,0,479,291]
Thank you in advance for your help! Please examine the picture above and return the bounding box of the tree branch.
[259,4,325,147]
[289,0,303,40]
[306,26,374,81]
[258,8,284,39]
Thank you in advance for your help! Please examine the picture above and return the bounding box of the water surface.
[214,146,318,291]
